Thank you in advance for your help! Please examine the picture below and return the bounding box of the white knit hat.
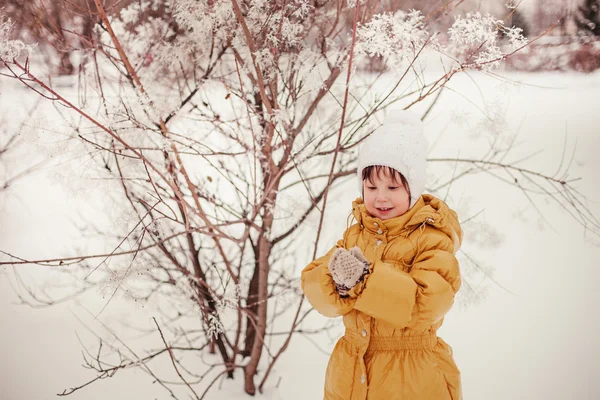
[357,110,429,208]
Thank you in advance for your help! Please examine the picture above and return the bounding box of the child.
[301,111,462,400]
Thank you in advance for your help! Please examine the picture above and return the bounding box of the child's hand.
[328,246,370,292]
[349,246,369,265]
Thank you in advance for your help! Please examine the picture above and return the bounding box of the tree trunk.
[242,257,260,357]
[243,195,276,395]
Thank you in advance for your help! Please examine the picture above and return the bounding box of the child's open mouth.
[376,207,393,213]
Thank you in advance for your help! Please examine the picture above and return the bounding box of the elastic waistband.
[344,330,438,351]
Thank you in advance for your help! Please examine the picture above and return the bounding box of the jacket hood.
[351,194,462,251]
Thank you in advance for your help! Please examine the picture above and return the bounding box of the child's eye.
[367,186,376,190]
[388,186,399,190]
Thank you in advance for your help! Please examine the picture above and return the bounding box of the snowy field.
[1,68,599,400]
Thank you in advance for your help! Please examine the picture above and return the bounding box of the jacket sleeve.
[352,260,417,328]
[301,240,357,318]
[352,231,461,329]
[407,235,461,328]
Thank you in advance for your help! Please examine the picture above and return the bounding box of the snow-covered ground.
[1,68,599,400]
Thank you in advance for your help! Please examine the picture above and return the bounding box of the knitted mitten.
[328,247,370,297]
[349,246,369,266]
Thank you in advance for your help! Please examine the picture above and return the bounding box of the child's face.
[363,171,410,220]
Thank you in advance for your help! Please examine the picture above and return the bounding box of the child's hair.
[361,165,411,198]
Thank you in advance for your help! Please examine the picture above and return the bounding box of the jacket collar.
[351,194,463,250]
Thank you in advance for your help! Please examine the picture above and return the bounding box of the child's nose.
[376,193,388,202]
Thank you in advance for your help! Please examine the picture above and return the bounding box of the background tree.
[576,0,600,36]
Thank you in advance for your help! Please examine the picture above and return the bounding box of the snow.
[1,68,600,399]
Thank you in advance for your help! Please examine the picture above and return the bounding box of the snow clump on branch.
[0,17,34,62]
[448,12,528,68]
[355,10,430,64]
[355,9,528,71]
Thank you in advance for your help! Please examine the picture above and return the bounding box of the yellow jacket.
[301,194,462,400]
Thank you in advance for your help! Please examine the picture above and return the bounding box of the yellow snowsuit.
[301,194,462,400]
